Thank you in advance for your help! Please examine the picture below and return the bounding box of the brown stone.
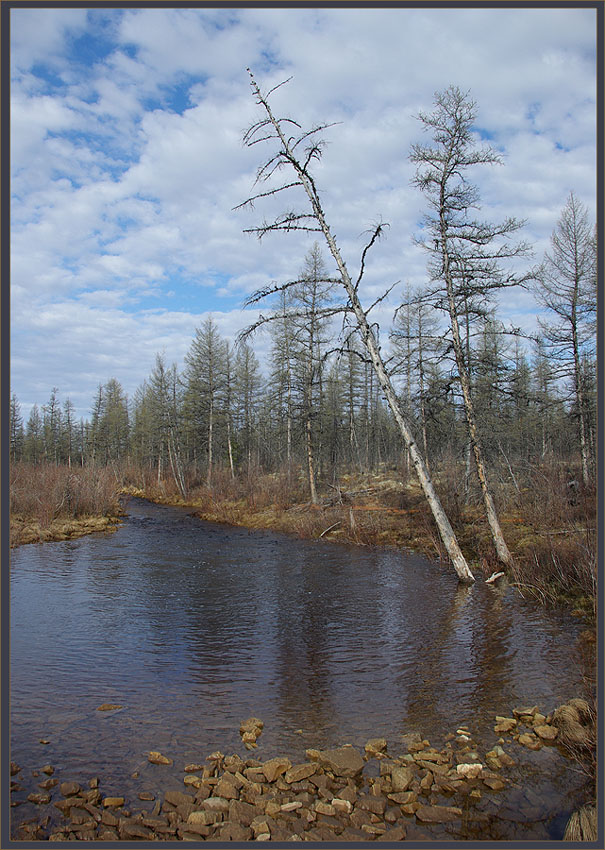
[27,792,51,805]
[377,825,407,840]
[60,781,81,797]
[119,820,154,840]
[164,790,194,808]
[54,796,81,814]
[138,791,155,801]
[148,750,172,765]
[41,765,54,775]
[184,763,204,772]
[391,765,415,792]
[96,703,123,711]
[483,776,505,791]
[38,777,59,790]
[103,796,125,808]
[200,796,230,813]
[214,775,239,799]
[365,737,388,756]
[416,804,462,823]
[317,746,364,778]
[261,756,291,782]
[358,794,387,815]
[284,762,317,783]
[228,799,260,826]
[534,724,558,741]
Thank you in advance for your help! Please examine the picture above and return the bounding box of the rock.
[240,717,264,735]
[364,738,388,757]
[518,732,542,750]
[281,801,303,812]
[493,717,516,733]
[183,775,203,788]
[103,796,125,808]
[513,705,539,718]
[120,820,154,840]
[27,792,51,805]
[361,823,387,836]
[391,766,415,792]
[10,762,21,776]
[214,775,239,799]
[456,763,483,779]
[38,777,59,790]
[184,763,204,772]
[200,796,230,813]
[261,756,291,782]
[314,801,336,816]
[96,703,123,711]
[534,724,558,741]
[216,822,252,841]
[284,762,316,783]
[164,790,195,808]
[358,794,387,815]
[331,797,353,814]
[483,776,505,791]
[148,750,172,765]
[138,791,155,801]
[388,790,416,805]
[41,765,54,775]
[416,804,462,823]
[54,796,81,815]
[317,746,364,778]
[377,825,407,840]
[305,748,322,761]
[60,781,81,797]
[228,799,259,826]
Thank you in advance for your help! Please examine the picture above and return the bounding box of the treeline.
[10,218,596,504]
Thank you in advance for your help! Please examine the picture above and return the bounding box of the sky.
[9,5,598,421]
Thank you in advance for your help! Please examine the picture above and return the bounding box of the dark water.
[10,498,587,838]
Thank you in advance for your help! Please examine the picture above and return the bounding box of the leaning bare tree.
[410,86,532,569]
[236,70,475,583]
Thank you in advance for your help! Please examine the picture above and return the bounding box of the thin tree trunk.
[247,74,474,583]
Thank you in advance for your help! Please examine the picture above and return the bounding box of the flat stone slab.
[317,746,364,778]
[416,804,463,823]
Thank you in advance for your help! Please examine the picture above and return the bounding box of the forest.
[10,86,597,607]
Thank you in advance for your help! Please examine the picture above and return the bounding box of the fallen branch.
[319,521,341,538]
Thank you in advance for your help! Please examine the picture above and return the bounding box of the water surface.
[10,498,587,838]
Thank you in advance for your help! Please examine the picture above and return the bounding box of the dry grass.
[10,462,122,546]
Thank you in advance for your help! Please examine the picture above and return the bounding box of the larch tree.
[237,70,475,582]
[533,192,597,485]
[182,317,228,486]
[411,85,532,569]
[10,394,24,463]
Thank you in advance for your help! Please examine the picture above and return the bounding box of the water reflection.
[10,498,585,832]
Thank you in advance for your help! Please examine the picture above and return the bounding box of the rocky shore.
[10,700,595,842]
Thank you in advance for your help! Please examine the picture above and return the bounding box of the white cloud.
[10,6,597,419]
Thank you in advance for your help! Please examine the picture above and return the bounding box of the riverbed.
[9,497,587,839]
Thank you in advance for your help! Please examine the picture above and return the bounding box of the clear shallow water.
[10,498,587,838]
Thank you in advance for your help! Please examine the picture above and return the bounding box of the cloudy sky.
[10,5,597,420]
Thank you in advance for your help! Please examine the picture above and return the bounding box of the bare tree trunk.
[207,399,213,487]
[445,263,513,568]
[243,73,474,582]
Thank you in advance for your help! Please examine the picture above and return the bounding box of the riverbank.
[11,700,596,842]
[9,463,122,547]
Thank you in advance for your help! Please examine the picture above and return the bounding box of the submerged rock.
[148,750,172,765]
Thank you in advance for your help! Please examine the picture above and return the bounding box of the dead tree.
[236,71,475,583]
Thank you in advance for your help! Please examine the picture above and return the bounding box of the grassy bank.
[9,463,122,546]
